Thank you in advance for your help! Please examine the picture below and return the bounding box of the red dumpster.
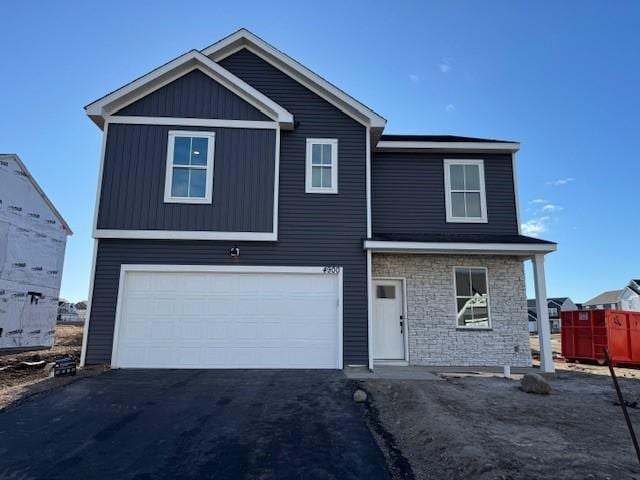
[561,310,640,366]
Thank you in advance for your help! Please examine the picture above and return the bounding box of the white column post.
[532,254,554,373]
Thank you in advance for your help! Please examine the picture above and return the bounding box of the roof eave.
[375,141,521,153]
[363,240,556,256]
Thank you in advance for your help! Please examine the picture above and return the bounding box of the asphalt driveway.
[0,370,390,480]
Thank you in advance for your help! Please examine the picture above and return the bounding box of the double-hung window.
[454,267,491,329]
[164,130,215,204]
[444,159,487,222]
[305,138,338,194]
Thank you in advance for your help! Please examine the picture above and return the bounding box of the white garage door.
[112,267,342,369]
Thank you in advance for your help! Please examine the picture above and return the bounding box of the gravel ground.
[361,369,640,480]
[0,325,93,410]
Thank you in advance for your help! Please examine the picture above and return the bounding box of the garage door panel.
[114,269,341,369]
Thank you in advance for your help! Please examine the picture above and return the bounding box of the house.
[527,297,577,333]
[582,281,640,311]
[582,290,623,310]
[57,300,82,323]
[74,300,88,322]
[0,154,72,349]
[80,29,557,373]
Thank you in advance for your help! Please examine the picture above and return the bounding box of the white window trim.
[305,138,338,194]
[443,159,488,223]
[453,266,492,330]
[164,130,216,204]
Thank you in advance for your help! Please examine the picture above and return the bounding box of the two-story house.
[527,297,577,333]
[80,29,557,373]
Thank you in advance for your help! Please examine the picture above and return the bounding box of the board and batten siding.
[116,69,270,120]
[372,152,519,235]
[97,124,275,232]
[86,48,369,366]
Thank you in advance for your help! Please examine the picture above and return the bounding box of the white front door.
[373,279,405,361]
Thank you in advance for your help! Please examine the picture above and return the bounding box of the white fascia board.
[375,141,520,153]
[363,240,557,255]
[94,229,277,241]
[106,116,278,129]
[202,29,387,129]
[85,50,293,130]
[0,154,73,235]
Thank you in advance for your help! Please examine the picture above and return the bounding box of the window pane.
[171,167,189,197]
[312,144,322,164]
[470,269,487,295]
[450,164,464,190]
[189,169,206,198]
[190,137,208,166]
[465,164,480,190]
[457,298,473,326]
[312,166,322,187]
[465,192,482,217]
[377,285,396,299]
[321,165,332,187]
[455,268,471,296]
[321,144,332,165]
[173,137,191,165]
[451,192,466,217]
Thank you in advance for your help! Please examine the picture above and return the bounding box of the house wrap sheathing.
[0,154,71,349]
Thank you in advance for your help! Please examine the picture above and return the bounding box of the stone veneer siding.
[373,254,531,367]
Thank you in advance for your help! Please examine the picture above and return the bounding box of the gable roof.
[379,134,516,143]
[85,49,293,130]
[583,290,622,306]
[202,29,387,133]
[629,280,640,295]
[0,154,72,234]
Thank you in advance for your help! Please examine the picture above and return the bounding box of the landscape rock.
[353,389,367,403]
[520,373,551,395]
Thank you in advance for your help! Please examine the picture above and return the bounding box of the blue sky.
[1,1,638,303]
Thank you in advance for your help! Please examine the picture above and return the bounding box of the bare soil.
[361,362,640,480]
[0,325,103,410]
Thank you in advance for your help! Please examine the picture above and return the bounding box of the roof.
[202,29,387,132]
[85,49,294,130]
[0,154,72,235]
[527,298,570,310]
[583,290,622,306]
[371,233,555,245]
[379,134,516,143]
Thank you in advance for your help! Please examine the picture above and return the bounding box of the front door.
[373,279,405,361]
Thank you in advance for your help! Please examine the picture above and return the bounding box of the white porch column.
[532,254,554,373]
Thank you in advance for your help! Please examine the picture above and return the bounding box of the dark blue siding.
[372,152,518,235]
[86,49,368,366]
[116,69,270,120]
[97,124,275,232]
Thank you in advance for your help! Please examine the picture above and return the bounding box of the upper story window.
[306,138,338,194]
[454,266,491,329]
[548,307,559,317]
[444,159,487,223]
[164,130,215,204]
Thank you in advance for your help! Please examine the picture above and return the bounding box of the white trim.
[512,152,522,234]
[107,116,278,130]
[363,240,557,255]
[273,125,280,238]
[85,50,294,129]
[366,127,372,238]
[94,229,277,241]
[375,141,520,152]
[110,264,344,369]
[79,239,99,366]
[372,277,409,363]
[444,159,488,223]
[202,29,386,129]
[163,130,216,204]
[452,266,492,330]
[0,154,73,234]
[305,138,338,194]
[367,250,373,370]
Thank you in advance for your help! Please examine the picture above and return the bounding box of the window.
[444,159,487,222]
[548,307,558,317]
[164,131,215,204]
[376,285,396,299]
[454,267,490,329]
[306,138,338,194]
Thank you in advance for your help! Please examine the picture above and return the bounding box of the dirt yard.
[0,324,90,409]
[361,362,640,480]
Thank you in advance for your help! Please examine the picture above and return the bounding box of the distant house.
[74,301,87,322]
[582,290,623,310]
[57,300,80,323]
[620,280,640,311]
[528,297,577,333]
[0,154,73,349]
